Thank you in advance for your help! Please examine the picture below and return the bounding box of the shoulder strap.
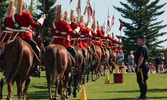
[12,14,16,23]
[52,22,56,29]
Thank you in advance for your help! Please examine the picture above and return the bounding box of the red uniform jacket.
[96,30,104,47]
[51,20,76,48]
[78,24,90,48]
[70,22,86,49]
[90,29,97,46]
[0,17,14,42]
[12,11,40,40]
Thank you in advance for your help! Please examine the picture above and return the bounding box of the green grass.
[0,71,167,100]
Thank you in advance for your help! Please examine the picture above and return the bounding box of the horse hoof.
[0,95,3,99]
[73,92,77,98]
[52,97,57,100]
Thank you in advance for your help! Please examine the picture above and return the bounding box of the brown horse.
[43,44,73,100]
[87,44,102,81]
[0,37,38,100]
[67,45,84,97]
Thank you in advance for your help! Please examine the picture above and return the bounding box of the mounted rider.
[0,0,15,42]
[11,0,45,77]
[70,9,87,60]
[51,4,80,65]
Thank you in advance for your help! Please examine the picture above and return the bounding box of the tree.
[114,0,167,59]
[0,0,9,33]
[35,0,57,46]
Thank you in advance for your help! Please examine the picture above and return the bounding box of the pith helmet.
[7,0,15,17]
[70,8,76,22]
[16,0,24,15]
[55,4,62,22]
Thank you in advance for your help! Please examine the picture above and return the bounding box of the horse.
[0,30,44,100]
[67,45,84,97]
[0,37,37,100]
[43,44,73,100]
[86,44,102,81]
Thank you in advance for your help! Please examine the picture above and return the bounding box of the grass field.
[0,71,167,100]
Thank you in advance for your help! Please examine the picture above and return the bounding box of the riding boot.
[82,49,86,59]
[24,40,41,77]
[66,46,77,65]
[29,61,40,77]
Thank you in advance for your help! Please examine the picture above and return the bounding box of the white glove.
[74,27,80,34]
[37,14,46,25]
[87,23,91,29]
[89,31,92,36]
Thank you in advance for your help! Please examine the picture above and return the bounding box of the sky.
[26,0,167,48]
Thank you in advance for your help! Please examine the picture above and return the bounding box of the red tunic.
[90,29,96,46]
[78,24,90,48]
[51,20,76,48]
[0,17,14,42]
[70,22,86,49]
[12,11,40,40]
[96,30,104,47]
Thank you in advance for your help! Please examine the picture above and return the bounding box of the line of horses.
[0,32,119,100]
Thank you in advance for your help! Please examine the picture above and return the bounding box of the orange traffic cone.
[104,72,110,84]
[123,66,126,73]
[115,65,120,73]
[80,86,87,100]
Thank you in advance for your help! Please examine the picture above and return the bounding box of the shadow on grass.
[104,88,167,93]
[148,88,167,92]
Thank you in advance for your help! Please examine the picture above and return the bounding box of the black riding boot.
[66,47,77,65]
[82,49,86,58]
[24,40,41,77]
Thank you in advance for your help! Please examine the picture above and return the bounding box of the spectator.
[160,53,166,72]
[154,55,162,73]
[127,51,134,72]
[118,49,125,72]
[149,63,156,74]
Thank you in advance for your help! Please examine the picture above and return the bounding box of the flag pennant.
[119,20,124,31]
[103,21,105,32]
[92,9,95,19]
[88,2,93,16]
[111,15,114,27]
[69,0,72,4]
[107,15,111,32]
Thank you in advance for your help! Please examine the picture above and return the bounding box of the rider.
[0,0,15,42]
[11,0,46,77]
[70,9,87,59]
[51,4,80,65]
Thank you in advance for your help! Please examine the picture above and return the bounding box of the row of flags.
[70,0,123,35]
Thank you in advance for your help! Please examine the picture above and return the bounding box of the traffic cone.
[123,66,126,73]
[115,65,120,73]
[80,86,87,100]
[104,72,110,84]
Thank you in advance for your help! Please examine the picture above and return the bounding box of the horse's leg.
[86,68,89,83]
[16,77,24,100]
[67,73,72,96]
[72,69,78,98]
[0,76,6,99]
[63,73,71,99]
[55,75,60,99]
[7,80,14,100]
[46,70,52,100]
[23,76,32,100]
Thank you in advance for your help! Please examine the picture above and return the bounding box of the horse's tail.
[51,46,58,84]
[7,37,23,82]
